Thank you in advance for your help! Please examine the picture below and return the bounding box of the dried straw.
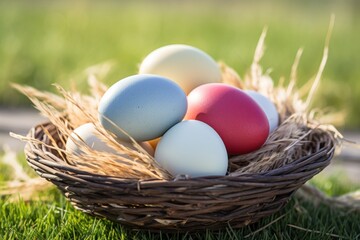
[12,78,171,180]
[0,146,52,202]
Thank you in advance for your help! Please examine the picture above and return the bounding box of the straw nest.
[13,28,342,231]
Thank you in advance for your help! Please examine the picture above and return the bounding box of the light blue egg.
[98,74,187,141]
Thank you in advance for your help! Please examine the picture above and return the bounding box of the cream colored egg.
[154,120,228,178]
[139,44,222,94]
[66,123,154,156]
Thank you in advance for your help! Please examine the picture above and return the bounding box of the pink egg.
[185,83,269,155]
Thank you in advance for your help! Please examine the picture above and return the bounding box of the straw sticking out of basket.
[11,81,172,180]
[12,22,341,182]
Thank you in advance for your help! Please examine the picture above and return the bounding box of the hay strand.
[305,14,335,108]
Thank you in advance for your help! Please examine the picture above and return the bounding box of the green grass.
[310,168,360,196]
[0,0,360,128]
[1,192,360,240]
[1,152,360,239]
[1,2,359,237]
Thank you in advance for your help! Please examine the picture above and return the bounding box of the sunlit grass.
[1,151,359,239]
[310,167,360,196]
[0,0,359,127]
[1,184,359,239]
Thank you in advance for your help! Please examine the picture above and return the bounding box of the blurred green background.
[0,0,359,128]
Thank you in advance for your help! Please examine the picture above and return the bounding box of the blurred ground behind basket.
[1,107,359,184]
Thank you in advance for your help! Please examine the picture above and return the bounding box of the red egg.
[185,83,269,155]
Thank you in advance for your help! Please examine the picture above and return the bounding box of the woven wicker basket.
[25,120,335,232]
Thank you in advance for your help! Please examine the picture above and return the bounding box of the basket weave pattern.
[25,121,335,231]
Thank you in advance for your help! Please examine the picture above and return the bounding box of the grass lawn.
[1,153,359,239]
[1,191,359,240]
[1,1,359,239]
[0,0,360,128]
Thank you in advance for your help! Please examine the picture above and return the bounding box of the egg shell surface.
[66,123,116,155]
[245,90,279,133]
[66,123,154,156]
[154,120,228,178]
[139,44,222,94]
[185,83,269,155]
[98,74,187,141]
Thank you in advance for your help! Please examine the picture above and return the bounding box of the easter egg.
[98,74,187,141]
[66,123,154,156]
[154,120,228,178]
[66,123,115,155]
[139,44,222,94]
[245,90,279,133]
[185,83,269,155]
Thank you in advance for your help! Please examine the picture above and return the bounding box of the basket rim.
[25,121,335,184]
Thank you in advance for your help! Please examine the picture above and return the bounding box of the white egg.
[66,123,154,156]
[139,44,222,94]
[245,90,279,133]
[154,120,228,178]
[66,123,115,155]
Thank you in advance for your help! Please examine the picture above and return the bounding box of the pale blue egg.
[98,74,187,141]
